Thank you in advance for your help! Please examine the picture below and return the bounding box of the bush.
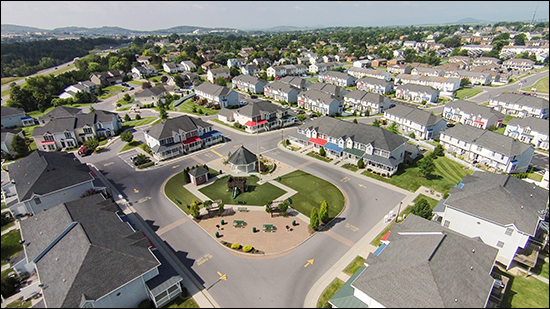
[135,114,141,120]
[231,243,241,250]
[137,162,155,169]
[319,147,326,157]
[357,158,365,169]
[243,245,253,252]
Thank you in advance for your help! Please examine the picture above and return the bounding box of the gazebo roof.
[188,166,209,178]
[228,145,257,165]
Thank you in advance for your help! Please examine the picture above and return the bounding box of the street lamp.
[395,201,402,223]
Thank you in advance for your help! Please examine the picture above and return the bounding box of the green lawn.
[493,267,550,308]
[306,151,333,162]
[362,152,474,193]
[103,85,126,92]
[210,119,247,133]
[503,115,515,125]
[164,171,203,215]
[119,140,141,153]
[5,299,31,308]
[1,220,15,232]
[129,80,144,86]
[276,170,345,219]
[200,175,286,206]
[317,278,345,308]
[532,256,549,279]
[522,75,549,93]
[1,230,22,266]
[493,126,506,134]
[120,117,156,130]
[177,98,220,116]
[165,295,199,308]
[116,105,132,111]
[528,172,544,182]
[98,92,116,100]
[343,256,366,276]
[455,88,483,100]
[1,89,10,97]
[341,163,359,172]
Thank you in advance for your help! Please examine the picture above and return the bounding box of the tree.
[319,200,329,224]
[120,131,133,143]
[410,198,433,219]
[123,93,131,101]
[135,114,141,120]
[190,200,200,219]
[229,67,240,78]
[142,81,152,89]
[83,137,99,150]
[124,113,131,121]
[161,75,168,83]
[357,158,365,169]
[319,147,326,157]
[182,170,190,183]
[460,78,471,88]
[10,134,29,158]
[514,33,526,46]
[433,144,445,157]
[353,118,358,124]
[372,119,381,127]
[174,75,185,88]
[278,201,289,217]
[214,76,227,86]
[310,207,320,231]
[409,132,416,139]
[89,106,95,113]
[260,71,268,80]
[364,109,370,117]
[134,154,149,166]
[297,114,307,121]
[159,104,168,120]
[218,202,225,216]
[387,121,399,134]
[418,156,436,179]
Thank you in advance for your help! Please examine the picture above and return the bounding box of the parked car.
[77,145,91,156]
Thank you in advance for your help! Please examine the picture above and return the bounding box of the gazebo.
[228,145,257,173]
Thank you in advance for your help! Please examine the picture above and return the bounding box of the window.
[505,228,513,236]
[443,220,450,228]
[44,134,54,141]
[83,127,93,134]
[64,132,72,138]
[496,241,504,248]
[34,197,42,205]
[167,284,180,294]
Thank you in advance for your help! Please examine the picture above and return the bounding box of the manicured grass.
[129,80,144,86]
[116,105,132,111]
[343,256,366,276]
[493,126,506,134]
[317,278,345,308]
[454,88,483,100]
[1,89,10,96]
[165,291,199,308]
[210,119,247,132]
[103,85,126,92]
[119,140,141,153]
[528,172,544,182]
[1,202,6,209]
[503,115,515,124]
[164,171,203,215]
[177,98,220,116]
[522,75,549,93]
[341,163,358,172]
[1,230,22,266]
[13,124,40,137]
[5,299,31,308]
[532,256,549,279]
[120,117,156,130]
[98,92,116,99]
[493,267,550,308]
[200,175,286,206]
[362,152,474,193]
[306,151,333,162]
[1,76,23,86]
[50,64,76,76]
[277,170,345,219]
[1,220,15,232]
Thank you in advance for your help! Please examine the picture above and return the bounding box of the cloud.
[295,5,303,10]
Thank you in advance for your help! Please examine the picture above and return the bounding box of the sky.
[1,1,549,31]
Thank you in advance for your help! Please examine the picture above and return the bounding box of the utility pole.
[531,3,539,25]
[395,201,403,223]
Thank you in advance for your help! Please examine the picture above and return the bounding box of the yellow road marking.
[172,165,180,169]
[211,150,223,157]
[217,271,227,280]
[134,188,139,193]
[304,259,314,267]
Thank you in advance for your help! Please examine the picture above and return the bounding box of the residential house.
[279,75,312,91]
[179,60,197,71]
[1,128,24,157]
[322,55,336,63]
[297,89,343,116]
[489,93,549,119]
[395,84,439,103]
[297,57,310,65]
[384,105,447,140]
[227,58,247,68]
[500,45,549,59]
[505,117,549,150]
[38,106,82,126]
[266,65,288,78]
[134,84,173,106]
[388,57,406,66]
[371,58,388,67]
[163,62,183,74]
[439,124,534,173]
[207,68,230,83]
[1,106,35,128]
[180,72,200,86]
[352,59,372,68]
[435,62,465,72]
[288,116,407,175]
[347,67,392,81]
[411,67,445,77]
[231,75,267,94]
[344,91,392,115]
[16,193,184,308]
[448,56,472,69]
[264,81,301,104]
[444,70,493,85]
[253,57,272,68]
[433,172,548,270]
[403,41,416,48]
[194,82,239,108]
[1,151,98,216]
[144,115,223,161]
[395,74,461,94]
[307,83,347,98]
[201,61,216,71]
[330,214,500,308]
[461,44,494,52]
[241,64,260,76]
[443,100,505,129]
[90,70,124,86]
[131,64,158,79]
[386,64,412,75]
[217,99,296,133]
[473,57,501,66]
[136,56,152,65]
[502,58,536,71]
[356,77,394,95]
[308,62,343,73]
[318,71,357,87]
[59,81,97,99]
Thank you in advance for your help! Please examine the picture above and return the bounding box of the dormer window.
[44,134,54,141]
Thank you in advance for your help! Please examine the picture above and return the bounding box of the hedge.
[242,245,253,252]
[231,243,241,250]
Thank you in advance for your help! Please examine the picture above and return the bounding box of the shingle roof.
[492,93,549,109]
[195,82,232,97]
[306,84,345,97]
[265,81,300,94]
[188,166,209,177]
[1,106,26,117]
[396,83,438,94]
[351,214,498,308]
[279,76,311,89]
[20,194,159,308]
[33,117,76,136]
[228,145,257,165]
[209,67,230,74]
[1,128,22,142]
[145,115,210,140]
[232,75,267,85]
[38,106,82,123]
[235,100,287,118]
[385,105,445,126]
[8,151,94,201]
[298,89,340,104]
[134,84,167,98]
[507,117,549,135]
[356,76,393,87]
[445,172,548,234]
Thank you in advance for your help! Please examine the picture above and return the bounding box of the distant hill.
[453,17,490,25]
[1,24,48,34]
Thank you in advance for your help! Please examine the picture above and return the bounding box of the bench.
[263,224,275,233]
[237,207,249,212]
[233,220,245,228]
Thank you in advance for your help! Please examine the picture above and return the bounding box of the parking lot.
[118,149,141,168]
[531,152,549,171]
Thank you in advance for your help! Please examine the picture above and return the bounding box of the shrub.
[319,147,326,157]
[243,245,253,252]
[135,114,141,120]
[357,158,365,169]
[137,162,155,169]
[231,243,241,250]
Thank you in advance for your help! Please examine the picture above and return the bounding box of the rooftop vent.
[472,249,475,253]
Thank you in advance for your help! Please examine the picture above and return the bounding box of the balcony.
[513,241,542,269]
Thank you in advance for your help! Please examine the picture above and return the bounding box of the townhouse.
[207,67,230,83]
[330,214,500,308]
[240,64,260,76]
[1,129,24,157]
[179,60,197,71]
[90,70,124,86]
[227,58,247,68]
[500,45,549,58]
[279,75,312,91]
[394,74,461,94]
[134,84,174,106]
[395,84,440,103]
[59,81,97,99]
[343,91,392,115]
[439,124,534,173]
[217,99,297,133]
[163,62,185,74]
[308,62,343,73]
[347,67,393,81]
[231,75,267,94]
[297,89,343,116]
[194,82,239,108]
[489,93,549,119]
[448,56,472,69]
[473,56,501,66]
[318,71,357,87]
[352,59,372,68]
[386,64,412,75]
[253,57,272,68]
[444,70,493,85]
[502,58,536,71]
[356,76,394,95]
[307,83,347,98]
[263,81,301,104]
[411,67,445,77]
[384,104,447,140]
[131,64,158,79]
[1,106,35,128]
[371,58,388,67]
[433,172,548,270]
[443,100,505,129]
[266,65,288,78]
[505,117,549,150]
[288,116,407,175]
[144,115,223,161]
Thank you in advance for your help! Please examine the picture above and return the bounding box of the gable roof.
[396,83,438,94]
[20,194,159,308]
[188,166,209,177]
[507,117,549,135]
[356,76,393,86]
[298,89,340,104]
[232,75,267,85]
[8,150,93,201]
[385,105,445,126]
[306,83,345,97]
[279,76,311,89]
[145,115,210,140]
[38,106,82,124]
[1,128,22,143]
[265,81,300,94]
[195,82,232,97]
[447,172,548,234]
[134,84,167,98]
[228,145,257,165]
[234,100,287,118]
[492,93,549,109]
[1,106,26,117]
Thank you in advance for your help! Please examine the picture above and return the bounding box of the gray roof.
[345,91,386,104]
[242,64,259,71]
[356,76,393,87]
[1,106,26,117]
[38,106,82,124]
[145,115,210,141]
[9,151,93,201]
[265,81,300,94]
[217,108,233,118]
[195,82,232,97]
[1,128,22,142]
[445,172,549,235]
[228,145,257,165]
[235,100,287,118]
[188,166,209,177]
[232,75,267,86]
[145,249,183,296]
[307,83,346,97]
[209,67,230,74]
[33,117,76,136]
[385,105,445,126]
[298,89,340,104]
[319,70,355,80]
[279,76,311,89]
[299,116,407,152]
[507,117,549,135]
[441,124,532,156]
[396,83,438,94]
[351,214,498,308]
[492,93,549,109]
[20,194,159,308]
[135,84,167,98]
